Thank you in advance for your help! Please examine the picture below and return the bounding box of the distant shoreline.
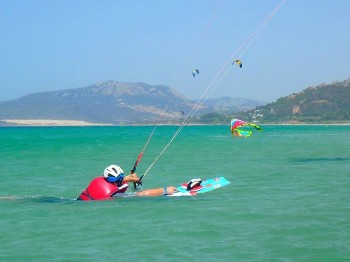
[1,119,350,126]
[0,119,110,126]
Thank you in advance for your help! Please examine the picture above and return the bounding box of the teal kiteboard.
[169,177,230,197]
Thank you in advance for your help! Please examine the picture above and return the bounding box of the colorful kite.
[230,118,262,137]
[232,60,242,68]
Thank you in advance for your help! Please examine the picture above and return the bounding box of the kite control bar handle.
[132,153,143,190]
[133,175,144,190]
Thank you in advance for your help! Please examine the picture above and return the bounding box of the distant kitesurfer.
[77,165,178,201]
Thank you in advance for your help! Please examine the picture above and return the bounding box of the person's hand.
[166,186,178,195]
[129,173,139,182]
[130,173,142,190]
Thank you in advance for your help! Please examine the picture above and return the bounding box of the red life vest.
[78,177,128,201]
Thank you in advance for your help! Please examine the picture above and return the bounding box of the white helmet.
[104,165,124,183]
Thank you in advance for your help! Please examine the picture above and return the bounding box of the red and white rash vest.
[78,177,128,201]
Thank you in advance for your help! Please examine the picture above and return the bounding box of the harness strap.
[82,189,94,200]
[110,183,129,197]
[118,184,128,191]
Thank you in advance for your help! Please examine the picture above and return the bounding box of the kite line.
[141,0,287,180]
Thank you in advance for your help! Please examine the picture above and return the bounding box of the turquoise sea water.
[0,125,349,261]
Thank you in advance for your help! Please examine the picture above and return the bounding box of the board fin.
[181,183,203,192]
[181,178,203,191]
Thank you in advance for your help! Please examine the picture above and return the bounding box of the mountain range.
[0,81,264,125]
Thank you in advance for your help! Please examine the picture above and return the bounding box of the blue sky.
[0,0,349,102]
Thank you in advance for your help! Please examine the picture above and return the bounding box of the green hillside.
[234,78,350,124]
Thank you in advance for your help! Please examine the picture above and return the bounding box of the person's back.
[78,176,128,201]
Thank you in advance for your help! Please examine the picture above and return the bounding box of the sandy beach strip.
[1,119,109,126]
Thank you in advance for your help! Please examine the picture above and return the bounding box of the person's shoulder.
[90,176,106,184]
[92,176,104,180]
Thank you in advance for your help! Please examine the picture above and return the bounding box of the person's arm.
[135,186,177,196]
[122,173,140,183]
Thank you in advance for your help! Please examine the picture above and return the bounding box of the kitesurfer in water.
[77,164,178,201]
